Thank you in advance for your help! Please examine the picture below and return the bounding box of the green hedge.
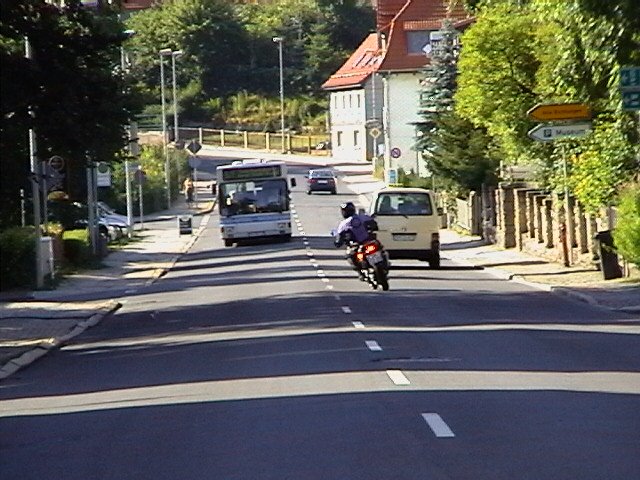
[613,182,640,268]
[0,227,36,290]
[62,229,91,266]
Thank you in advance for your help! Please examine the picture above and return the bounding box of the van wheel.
[224,239,233,247]
[429,255,440,269]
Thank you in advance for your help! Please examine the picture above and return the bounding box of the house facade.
[322,0,471,180]
[322,34,384,163]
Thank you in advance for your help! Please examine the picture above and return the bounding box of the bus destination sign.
[222,165,282,182]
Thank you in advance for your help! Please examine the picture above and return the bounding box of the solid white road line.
[341,306,352,314]
[365,340,382,351]
[352,321,365,329]
[386,370,410,385]
[422,413,455,438]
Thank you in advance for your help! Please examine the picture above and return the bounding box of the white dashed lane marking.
[386,370,411,385]
[365,340,382,351]
[422,413,455,438]
[352,321,365,329]
[341,306,352,314]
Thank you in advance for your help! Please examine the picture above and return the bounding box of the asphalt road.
[1,156,639,480]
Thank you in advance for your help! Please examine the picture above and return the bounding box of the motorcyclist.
[334,202,378,278]
[334,202,377,247]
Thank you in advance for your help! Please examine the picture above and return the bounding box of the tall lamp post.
[159,48,172,208]
[272,37,285,153]
[171,50,183,144]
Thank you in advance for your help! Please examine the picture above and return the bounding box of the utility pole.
[273,37,285,153]
[86,155,98,256]
[26,37,44,289]
[159,48,171,208]
[171,50,183,143]
[126,122,139,237]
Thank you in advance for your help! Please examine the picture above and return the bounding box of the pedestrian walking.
[183,177,194,207]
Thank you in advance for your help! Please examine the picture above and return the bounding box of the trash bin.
[594,230,623,280]
[178,215,193,235]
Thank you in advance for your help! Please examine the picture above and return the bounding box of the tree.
[415,19,459,147]
[1,0,137,226]
[454,0,639,214]
[126,0,248,98]
[427,112,498,195]
[455,2,539,165]
[613,182,640,268]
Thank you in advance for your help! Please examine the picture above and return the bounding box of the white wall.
[328,89,368,162]
[384,72,423,175]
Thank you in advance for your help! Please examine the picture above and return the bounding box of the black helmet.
[340,202,356,219]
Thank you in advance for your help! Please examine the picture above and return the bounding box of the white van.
[368,187,442,268]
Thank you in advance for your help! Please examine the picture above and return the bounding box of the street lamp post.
[272,37,285,153]
[159,48,172,208]
[171,50,183,144]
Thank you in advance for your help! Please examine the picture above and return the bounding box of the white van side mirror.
[437,207,444,216]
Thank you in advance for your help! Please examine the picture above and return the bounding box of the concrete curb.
[0,300,121,380]
[448,255,639,313]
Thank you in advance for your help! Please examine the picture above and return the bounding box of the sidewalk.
[440,229,640,313]
[2,161,638,380]
[0,195,214,380]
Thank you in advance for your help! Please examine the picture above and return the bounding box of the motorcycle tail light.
[356,252,365,262]
[364,243,378,254]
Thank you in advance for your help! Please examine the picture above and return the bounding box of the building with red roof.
[322,0,472,173]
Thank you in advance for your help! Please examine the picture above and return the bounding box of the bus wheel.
[224,239,233,247]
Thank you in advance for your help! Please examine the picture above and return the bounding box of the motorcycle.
[333,229,391,291]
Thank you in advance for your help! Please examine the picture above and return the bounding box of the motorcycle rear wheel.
[374,265,389,291]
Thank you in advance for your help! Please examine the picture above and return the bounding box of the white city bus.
[216,159,297,247]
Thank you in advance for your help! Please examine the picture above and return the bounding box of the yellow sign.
[527,103,591,122]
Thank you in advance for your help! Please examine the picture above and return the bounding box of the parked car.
[96,202,131,236]
[48,201,128,241]
[306,169,337,195]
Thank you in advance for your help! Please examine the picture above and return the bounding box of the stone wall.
[491,184,603,267]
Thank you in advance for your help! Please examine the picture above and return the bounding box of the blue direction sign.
[620,66,640,111]
[620,67,640,89]
[528,122,592,142]
[622,91,640,111]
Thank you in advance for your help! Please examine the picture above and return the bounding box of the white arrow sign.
[528,122,592,142]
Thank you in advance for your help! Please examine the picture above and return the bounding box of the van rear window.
[374,193,433,216]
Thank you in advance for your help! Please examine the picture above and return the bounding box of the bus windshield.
[220,178,289,216]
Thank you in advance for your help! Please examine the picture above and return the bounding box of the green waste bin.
[594,230,622,280]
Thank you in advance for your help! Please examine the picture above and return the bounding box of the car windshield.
[220,179,288,215]
[374,193,433,216]
[310,170,334,178]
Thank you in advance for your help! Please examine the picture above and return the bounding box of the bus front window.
[220,180,287,215]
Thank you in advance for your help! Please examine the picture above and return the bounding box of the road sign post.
[527,104,593,266]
